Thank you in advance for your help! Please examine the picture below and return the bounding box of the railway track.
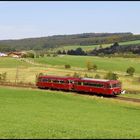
[0,83,140,103]
[114,96,140,103]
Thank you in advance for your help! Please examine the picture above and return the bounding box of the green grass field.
[0,57,32,68]
[32,55,140,74]
[0,56,140,92]
[54,39,140,52]
[0,86,140,139]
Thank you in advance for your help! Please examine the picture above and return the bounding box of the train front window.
[107,83,121,88]
[112,83,121,88]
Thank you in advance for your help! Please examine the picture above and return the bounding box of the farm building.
[7,52,26,58]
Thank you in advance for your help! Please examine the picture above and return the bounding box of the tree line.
[1,32,140,52]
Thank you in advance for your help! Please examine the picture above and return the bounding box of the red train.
[36,75,122,96]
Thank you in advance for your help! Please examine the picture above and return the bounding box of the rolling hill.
[1,32,140,52]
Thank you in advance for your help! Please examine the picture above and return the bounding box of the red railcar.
[73,78,122,96]
[36,75,79,91]
[36,75,122,96]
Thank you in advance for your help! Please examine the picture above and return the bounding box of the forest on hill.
[1,32,140,52]
[89,42,140,56]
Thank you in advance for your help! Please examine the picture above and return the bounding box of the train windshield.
[107,82,121,88]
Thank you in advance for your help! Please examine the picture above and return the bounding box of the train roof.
[39,75,119,83]
[80,78,119,83]
[39,75,80,80]
[81,78,109,82]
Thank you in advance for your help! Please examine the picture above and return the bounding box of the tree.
[126,67,135,76]
[86,61,93,71]
[65,64,71,69]
[105,71,118,80]
[86,61,97,71]
[57,50,62,54]
[99,44,103,49]
[93,64,97,71]
[35,73,44,83]
[113,42,119,47]
[95,74,101,79]
[73,72,80,78]
[84,73,89,78]
[0,72,7,82]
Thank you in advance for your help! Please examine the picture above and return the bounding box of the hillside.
[1,32,140,52]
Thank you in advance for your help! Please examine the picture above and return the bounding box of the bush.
[126,67,135,76]
[52,54,58,57]
[95,74,101,79]
[73,72,80,78]
[84,73,89,78]
[46,54,51,57]
[65,74,71,77]
[35,73,45,82]
[0,72,7,82]
[84,74,93,78]
[93,64,97,71]
[86,61,97,71]
[104,71,118,80]
[65,64,71,69]
[87,61,93,71]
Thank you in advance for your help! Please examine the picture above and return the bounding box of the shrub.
[0,72,7,82]
[104,71,118,80]
[26,52,35,58]
[73,72,80,78]
[84,73,89,78]
[52,54,58,57]
[65,74,71,77]
[95,74,101,79]
[86,61,97,71]
[35,73,44,82]
[86,61,92,71]
[65,64,71,69]
[93,64,97,71]
[46,54,51,57]
[126,67,135,76]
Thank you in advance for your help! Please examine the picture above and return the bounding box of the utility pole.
[15,66,19,84]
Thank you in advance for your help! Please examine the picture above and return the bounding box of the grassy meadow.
[0,86,140,139]
[0,56,140,92]
[32,55,140,74]
[53,39,140,52]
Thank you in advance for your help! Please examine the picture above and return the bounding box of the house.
[7,52,26,58]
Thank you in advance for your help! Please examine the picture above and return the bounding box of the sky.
[0,1,140,40]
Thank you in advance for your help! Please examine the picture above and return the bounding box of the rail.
[0,82,140,103]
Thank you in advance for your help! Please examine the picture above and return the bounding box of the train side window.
[48,79,51,82]
[112,83,121,88]
[78,82,81,85]
[52,80,59,83]
[59,80,65,84]
[69,80,74,84]
[107,84,112,88]
[42,78,48,82]
[83,82,103,87]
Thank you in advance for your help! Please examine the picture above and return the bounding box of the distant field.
[0,86,140,139]
[54,39,140,51]
[54,44,111,52]
[32,55,140,74]
[0,57,32,68]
